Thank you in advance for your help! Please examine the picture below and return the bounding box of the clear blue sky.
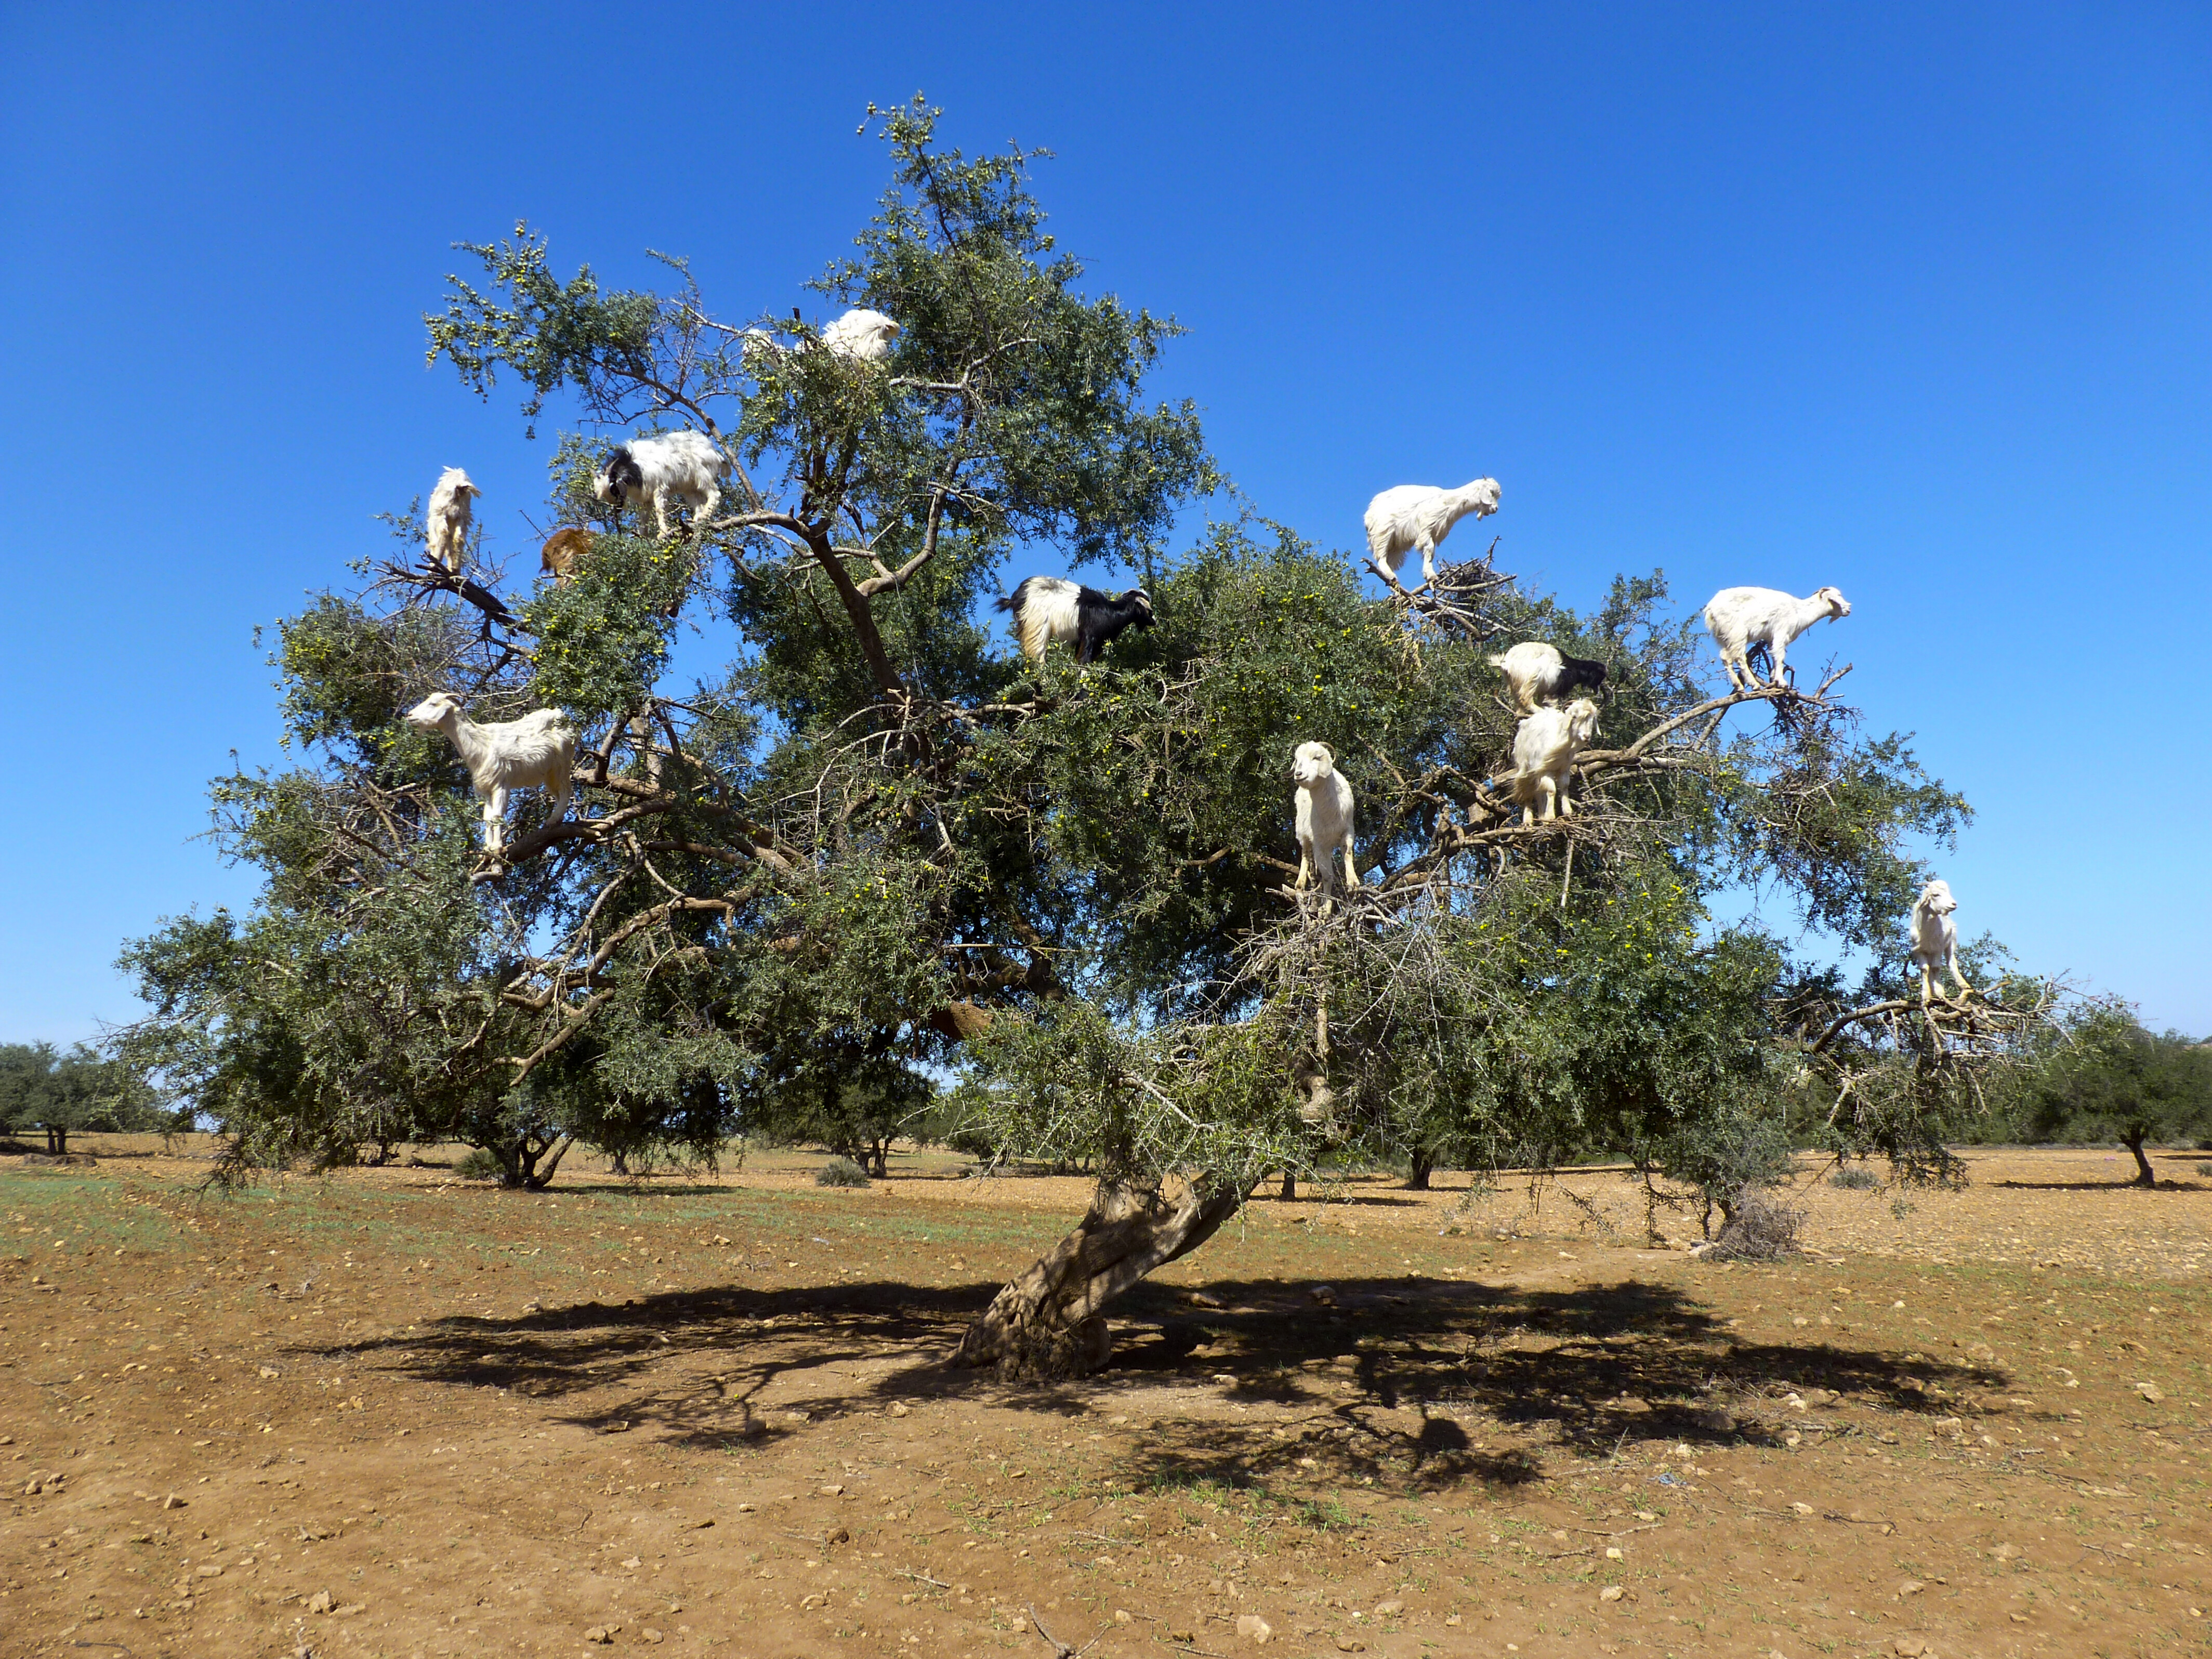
[3,2,2207,1044]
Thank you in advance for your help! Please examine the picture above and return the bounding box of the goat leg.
[1948,952,1974,1001]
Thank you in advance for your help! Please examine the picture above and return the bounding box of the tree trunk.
[868,1138,890,1179]
[499,1133,574,1191]
[952,1177,1249,1380]
[2123,1130,2156,1188]
[1405,1148,1433,1191]
[1278,1170,1296,1201]
[523,1134,575,1191]
[45,1125,68,1156]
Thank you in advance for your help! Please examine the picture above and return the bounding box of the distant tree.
[0,1042,162,1155]
[745,1050,928,1178]
[2010,1003,2212,1184]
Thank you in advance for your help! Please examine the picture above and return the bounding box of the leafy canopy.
[118,100,2027,1236]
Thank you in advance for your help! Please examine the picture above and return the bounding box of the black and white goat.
[591,431,729,540]
[997,576,1155,665]
[1489,641,1608,714]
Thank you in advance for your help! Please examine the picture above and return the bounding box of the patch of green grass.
[1,1173,194,1256]
[1291,1495,1355,1531]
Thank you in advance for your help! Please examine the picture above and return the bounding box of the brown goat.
[540,526,595,584]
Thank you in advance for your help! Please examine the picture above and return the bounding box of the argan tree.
[2007,1002,2212,1184]
[121,100,2030,1375]
[0,1043,163,1156]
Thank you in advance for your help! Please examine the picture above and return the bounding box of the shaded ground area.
[1,1142,2207,1657]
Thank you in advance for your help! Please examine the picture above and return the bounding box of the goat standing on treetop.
[1909,878,1973,1006]
[1702,585,1851,691]
[404,692,577,857]
[1511,697,1601,826]
[591,431,729,541]
[820,307,902,362]
[1362,477,1501,592]
[425,467,479,575]
[1489,640,1608,715]
[997,576,1155,665]
[539,526,593,584]
[1292,741,1363,903]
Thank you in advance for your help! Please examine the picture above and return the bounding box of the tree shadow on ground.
[317,1269,2010,1497]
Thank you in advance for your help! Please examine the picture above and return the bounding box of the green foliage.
[275,596,471,761]
[0,1043,164,1150]
[426,226,662,430]
[120,95,2030,1308]
[518,531,689,710]
[1650,1108,1797,1235]
[2004,1003,2212,1178]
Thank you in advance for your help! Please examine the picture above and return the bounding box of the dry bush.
[1707,1192,1806,1260]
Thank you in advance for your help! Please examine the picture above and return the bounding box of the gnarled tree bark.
[952,1176,1250,1380]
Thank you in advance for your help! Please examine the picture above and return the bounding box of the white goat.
[1292,741,1362,900]
[821,308,901,363]
[1702,585,1851,691]
[1488,641,1609,715]
[1362,478,1502,591]
[403,692,577,855]
[1908,878,1972,1006]
[1510,697,1601,825]
[591,431,729,539]
[425,467,479,574]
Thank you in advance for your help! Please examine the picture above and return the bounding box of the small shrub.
[815,1156,872,1188]
[455,1147,503,1181]
[2196,1162,2212,1178]
[1828,1165,1878,1190]
[1707,1193,1805,1261]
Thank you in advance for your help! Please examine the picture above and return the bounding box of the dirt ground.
[2,1141,2207,1659]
